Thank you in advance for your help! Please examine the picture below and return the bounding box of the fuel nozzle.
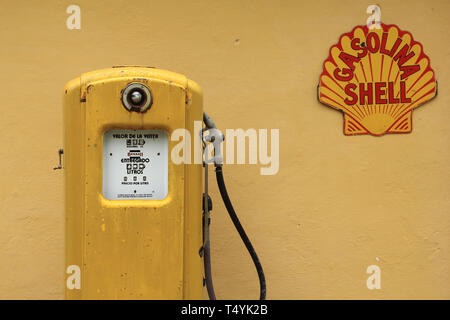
[202,112,224,167]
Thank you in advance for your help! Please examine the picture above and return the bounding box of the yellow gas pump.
[63,66,266,300]
[63,67,203,299]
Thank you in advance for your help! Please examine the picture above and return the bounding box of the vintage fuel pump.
[62,67,265,300]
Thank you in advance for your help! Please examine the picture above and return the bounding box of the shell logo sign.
[318,24,437,136]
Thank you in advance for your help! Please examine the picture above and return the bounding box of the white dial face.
[102,129,168,200]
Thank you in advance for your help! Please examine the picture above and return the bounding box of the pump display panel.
[102,129,168,200]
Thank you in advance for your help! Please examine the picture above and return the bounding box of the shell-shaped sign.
[318,24,437,136]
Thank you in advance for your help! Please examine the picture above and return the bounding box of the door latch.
[53,148,64,170]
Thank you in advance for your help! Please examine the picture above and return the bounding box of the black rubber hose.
[203,225,216,299]
[215,166,267,300]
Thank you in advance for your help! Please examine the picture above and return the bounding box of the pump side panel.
[83,76,186,299]
[183,80,204,298]
[64,78,85,300]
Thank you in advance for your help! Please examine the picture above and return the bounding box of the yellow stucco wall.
[0,0,449,299]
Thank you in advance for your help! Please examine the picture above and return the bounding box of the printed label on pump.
[102,129,168,200]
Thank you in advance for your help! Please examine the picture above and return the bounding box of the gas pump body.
[64,67,203,299]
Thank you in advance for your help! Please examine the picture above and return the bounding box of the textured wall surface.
[0,0,449,299]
